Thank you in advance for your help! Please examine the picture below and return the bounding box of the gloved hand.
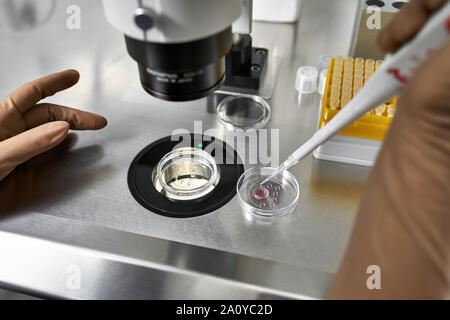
[330,0,450,299]
[377,0,450,122]
[0,69,107,182]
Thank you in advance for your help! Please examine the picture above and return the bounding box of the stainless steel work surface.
[0,0,370,299]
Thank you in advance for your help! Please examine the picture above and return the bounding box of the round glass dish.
[237,167,299,219]
[155,147,219,202]
[217,94,271,130]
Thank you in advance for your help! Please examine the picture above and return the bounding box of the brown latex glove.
[330,0,450,299]
[0,70,107,182]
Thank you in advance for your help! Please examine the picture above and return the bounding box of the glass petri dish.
[154,147,219,202]
[217,94,271,130]
[237,167,299,219]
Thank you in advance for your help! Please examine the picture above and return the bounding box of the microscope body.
[103,0,252,101]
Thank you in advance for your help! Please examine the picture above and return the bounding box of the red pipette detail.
[387,68,408,85]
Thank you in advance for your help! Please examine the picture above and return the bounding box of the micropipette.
[261,2,450,186]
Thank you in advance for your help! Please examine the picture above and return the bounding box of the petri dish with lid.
[217,94,271,130]
[237,167,299,219]
[154,147,219,202]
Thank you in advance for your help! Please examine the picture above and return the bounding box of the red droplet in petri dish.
[252,187,270,201]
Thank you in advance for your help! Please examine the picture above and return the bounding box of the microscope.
[103,0,265,102]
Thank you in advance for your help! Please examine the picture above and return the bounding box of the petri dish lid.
[155,147,219,201]
[237,166,299,219]
[217,94,271,130]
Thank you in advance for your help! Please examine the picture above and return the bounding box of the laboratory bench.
[0,0,370,299]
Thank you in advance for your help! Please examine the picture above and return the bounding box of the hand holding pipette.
[261,2,450,185]
[330,0,450,299]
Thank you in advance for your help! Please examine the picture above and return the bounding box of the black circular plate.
[128,134,244,218]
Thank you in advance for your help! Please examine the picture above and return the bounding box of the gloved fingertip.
[84,113,108,130]
[44,121,70,145]
[96,115,108,129]
[65,69,80,77]
[49,120,70,131]
[61,69,80,85]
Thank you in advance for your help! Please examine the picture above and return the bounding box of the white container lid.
[317,54,333,71]
[295,66,319,94]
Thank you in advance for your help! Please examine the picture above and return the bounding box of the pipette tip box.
[313,57,397,166]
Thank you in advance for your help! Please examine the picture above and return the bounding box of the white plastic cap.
[317,54,333,71]
[295,66,319,94]
[317,69,328,96]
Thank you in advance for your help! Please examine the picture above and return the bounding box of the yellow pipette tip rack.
[320,57,397,140]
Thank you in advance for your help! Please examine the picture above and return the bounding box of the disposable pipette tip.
[260,163,289,186]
